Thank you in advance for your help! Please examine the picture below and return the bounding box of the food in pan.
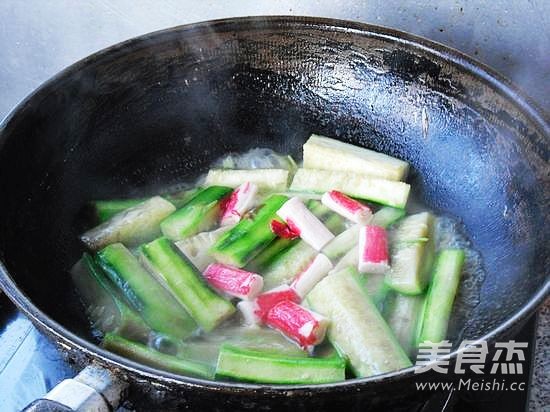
[72,134,471,384]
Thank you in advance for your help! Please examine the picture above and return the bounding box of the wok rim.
[0,15,548,394]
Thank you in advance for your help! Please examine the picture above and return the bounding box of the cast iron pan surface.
[0,16,548,410]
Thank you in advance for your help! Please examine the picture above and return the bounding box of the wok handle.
[22,364,128,412]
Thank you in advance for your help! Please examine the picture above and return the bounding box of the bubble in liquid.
[434,215,486,347]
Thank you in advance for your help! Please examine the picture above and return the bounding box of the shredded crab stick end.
[276,197,335,251]
[264,300,329,351]
[269,219,300,239]
[358,225,390,275]
[202,263,263,300]
[220,182,259,226]
[237,285,301,325]
[321,190,373,225]
[290,253,333,298]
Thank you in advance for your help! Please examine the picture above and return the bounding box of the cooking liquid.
[77,148,486,373]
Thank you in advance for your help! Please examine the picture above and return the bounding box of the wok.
[0,16,548,411]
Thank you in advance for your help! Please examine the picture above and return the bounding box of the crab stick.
[264,300,329,350]
[269,219,300,239]
[321,190,373,225]
[276,197,335,251]
[202,263,263,300]
[237,285,301,325]
[220,182,258,226]
[358,225,390,275]
[290,253,333,298]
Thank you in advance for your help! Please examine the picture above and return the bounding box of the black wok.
[0,16,548,411]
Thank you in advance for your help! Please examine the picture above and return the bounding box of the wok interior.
[0,20,547,350]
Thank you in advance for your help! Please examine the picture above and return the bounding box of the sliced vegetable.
[82,196,176,250]
[220,182,258,226]
[365,273,390,310]
[160,186,232,241]
[91,198,145,223]
[140,237,235,332]
[290,253,333,298]
[90,189,200,223]
[215,344,346,384]
[276,191,322,201]
[307,266,412,377]
[332,258,388,309]
[332,260,389,311]
[304,198,332,218]
[384,292,425,357]
[321,190,372,225]
[210,194,288,267]
[358,226,390,275]
[205,169,289,192]
[290,168,410,209]
[214,148,297,174]
[417,249,465,344]
[350,268,389,311]
[276,197,335,251]
[71,253,150,341]
[262,241,318,290]
[371,206,406,228]
[264,300,329,351]
[163,187,202,208]
[332,244,358,272]
[246,236,299,272]
[302,134,409,181]
[103,333,213,378]
[71,138,475,386]
[96,243,197,340]
[322,224,361,261]
[322,212,347,235]
[175,226,231,271]
[304,199,346,235]
[203,263,263,300]
[176,326,308,368]
[385,212,435,295]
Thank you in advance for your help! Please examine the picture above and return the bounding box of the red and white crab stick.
[358,225,390,274]
[264,300,329,351]
[220,182,258,226]
[321,190,372,225]
[203,263,263,300]
[237,285,300,325]
[290,253,333,298]
[276,197,335,251]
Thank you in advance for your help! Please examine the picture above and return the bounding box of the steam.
[1,2,548,121]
